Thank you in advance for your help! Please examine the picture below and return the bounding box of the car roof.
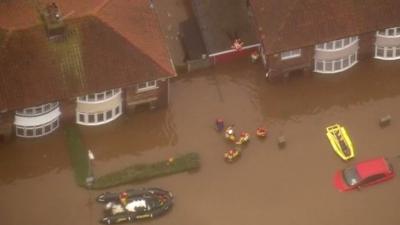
[355,157,391,178]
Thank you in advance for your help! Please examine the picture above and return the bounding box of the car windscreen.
[343,167,361,186]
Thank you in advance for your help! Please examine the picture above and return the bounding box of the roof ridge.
[91,0,112,15]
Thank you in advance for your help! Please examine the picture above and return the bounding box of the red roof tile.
[250,0,400,54]
[0,0,175,110]
[96,0,175,75]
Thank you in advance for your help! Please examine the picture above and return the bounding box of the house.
[188,0,259,64]
[248,0,400,79]
[0,0,175,139]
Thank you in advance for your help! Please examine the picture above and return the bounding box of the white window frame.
[374,45,400,60]
[315,36,358,51]
[376,27,400,38]
[137,80,158,93]
[16,102,59,117]
[280,49,301,60]
[77,89,121,104]
[15,117,59,138]
[76,104,122,126]
[314,52,358,74]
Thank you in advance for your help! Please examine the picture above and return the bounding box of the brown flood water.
[1,58,400,225]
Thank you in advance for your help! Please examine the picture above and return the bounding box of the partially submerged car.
[96,188,173,224]
[333,157,395,192]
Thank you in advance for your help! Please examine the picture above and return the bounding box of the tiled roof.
[0,0,105,30]
[250,0,400,54]
[0,0,175,110]
[191,0,258,54]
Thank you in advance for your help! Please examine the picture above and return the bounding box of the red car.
[334,157,395,192]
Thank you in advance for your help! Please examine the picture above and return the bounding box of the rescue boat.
[96,188,173,224]
[235,132,250,145]
[224,149,241,162]
[256,127,267,138]
[326,124,355,161]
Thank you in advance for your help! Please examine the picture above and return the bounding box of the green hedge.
[65,126,89,187]
[65,126,200,189]
[92,152,200,189]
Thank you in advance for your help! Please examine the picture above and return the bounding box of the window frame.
[280,49,302,60]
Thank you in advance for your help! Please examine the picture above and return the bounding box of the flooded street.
[1,58,400,225]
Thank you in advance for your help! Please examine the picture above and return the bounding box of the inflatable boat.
[97,188,173,224]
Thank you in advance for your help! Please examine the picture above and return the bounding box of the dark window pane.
[106,111,112,119]
[26,129,34,136]
[88,114,95,123]
[79,114,85,122]
[36,128,43,136]
[97,113,104,122]
[45,125,51,133]
[17,128,24,136]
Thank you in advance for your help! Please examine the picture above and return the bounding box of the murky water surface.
[1,59,400,225]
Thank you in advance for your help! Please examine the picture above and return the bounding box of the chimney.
[41,2,66,40]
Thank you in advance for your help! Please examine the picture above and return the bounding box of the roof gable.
[0,16,172,110]
[0,0,175,110]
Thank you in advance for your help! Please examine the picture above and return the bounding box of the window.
[97,93,104,101]
[35,107,42,114]
[280,49,301,60]
[342,57,349,68]
[335,41,342,49]
[76,104,122,126]
[377,47,384,57]
[26,129,34,137]
[137,80,158,92]
[106,90,112,98]
[325,61,333,71]
[16,102,59,116]
[314,52,358,74]
[97,113,104,122]
[377,27,400,37]
[88,94,95,101]
[106,110,112,119]
[88,114,95,123]
[79,114,85,122]
[343,167,361,186]
[387,48,393,57]
[343,38,350,46]
[36,128,43,136]
[45,125,51,133]
[360,174,386,186]
[316,61,323,71]
[334,61,341,71]
[375,46,400,60]
[17,128,24,136]
[77,89,121,103]
[315,37,358,51]
[326,42,333,49]
[350,53,356,63]
[52,120,58,129]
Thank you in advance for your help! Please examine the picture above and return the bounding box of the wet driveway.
[1,58,400,225]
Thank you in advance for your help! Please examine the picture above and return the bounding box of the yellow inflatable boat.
[326,124,355,161]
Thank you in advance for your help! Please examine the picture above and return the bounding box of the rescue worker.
[215,118,224,132]
[119,192,128,206]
